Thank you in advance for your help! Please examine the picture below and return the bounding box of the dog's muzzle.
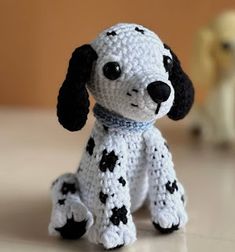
[147,81,171,103]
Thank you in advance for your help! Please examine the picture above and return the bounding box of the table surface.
[0,108,235,252]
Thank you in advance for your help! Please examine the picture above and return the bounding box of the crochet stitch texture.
[49,23,194,249]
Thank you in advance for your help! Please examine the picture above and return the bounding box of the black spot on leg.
[110,206,128,226]
[61,182,76,195]
[58,199,66,205]
[55,215,87,239]
[86,137,95,156]
[99,191,108,204]
[165,180,178,194]
[173,180,178,191]
[118,177,126,186]
[99,149,118,172]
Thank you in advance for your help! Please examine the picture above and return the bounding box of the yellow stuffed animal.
[191,11,235,146]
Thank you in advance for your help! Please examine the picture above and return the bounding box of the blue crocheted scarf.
[93,103,154,131]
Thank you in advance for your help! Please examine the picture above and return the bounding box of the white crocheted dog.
[49,23,194,249]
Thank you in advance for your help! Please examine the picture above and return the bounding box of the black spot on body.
[58,199,66,205]
[55,215,87,239]
[165,180,178,194]
[99,191,108,204]
[86,137,95,156]
[107,31,117,36]
[181,195,185,203]
[110,206,128,226]
[61,182,76,195]
[99,149,118,172]
[103,125,109,131]
[118,177,126,186]
[135,27,145,34]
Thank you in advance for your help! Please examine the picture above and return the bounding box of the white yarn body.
[77,121,149,213]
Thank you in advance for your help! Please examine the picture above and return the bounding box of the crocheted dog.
[49,23,194,249]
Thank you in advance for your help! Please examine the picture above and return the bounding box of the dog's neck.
[93,103,155,131]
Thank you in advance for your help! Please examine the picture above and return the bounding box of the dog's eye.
[163,56,173,72]
[221,42,231,51]
[103,62,121,80]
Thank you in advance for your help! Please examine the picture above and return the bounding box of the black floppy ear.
[164,44,194,120]
[57,44,98,131]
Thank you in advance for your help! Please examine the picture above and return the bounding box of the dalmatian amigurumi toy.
[49,23,194,249]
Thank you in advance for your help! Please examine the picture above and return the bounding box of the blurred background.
[0,1,235,252]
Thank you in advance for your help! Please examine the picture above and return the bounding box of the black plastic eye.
[103,62,121,80]
[163,55,173,72]
[221,42,231,51]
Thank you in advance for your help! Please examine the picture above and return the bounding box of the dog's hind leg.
[48,173,93,239]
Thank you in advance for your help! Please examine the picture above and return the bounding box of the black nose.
[147,81,171,103]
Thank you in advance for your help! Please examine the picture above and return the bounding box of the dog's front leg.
[144,127,188,233]
[88,133,136,249]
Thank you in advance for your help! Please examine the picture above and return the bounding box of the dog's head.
[57,23,194,131]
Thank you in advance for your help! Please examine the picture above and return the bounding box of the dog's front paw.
[88,222,136,249]
[101,225,136,250]
[49,196,93,239]
[153,207,188,234]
